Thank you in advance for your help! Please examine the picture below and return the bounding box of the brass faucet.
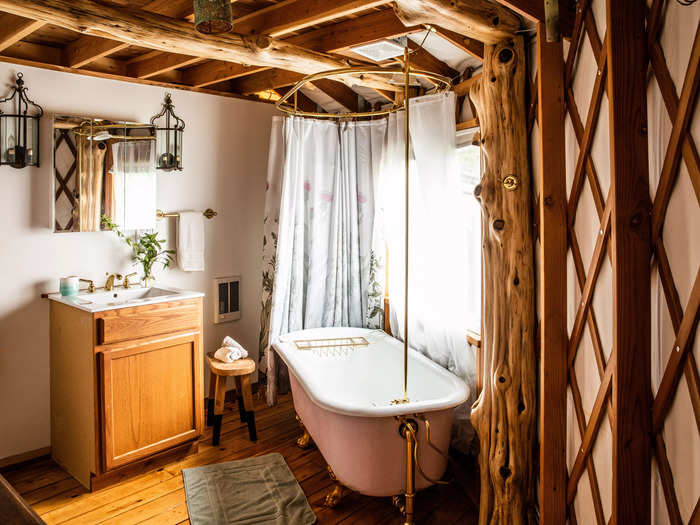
[105,273,123,291]
[123,272,138,289]
[79,278,95,293]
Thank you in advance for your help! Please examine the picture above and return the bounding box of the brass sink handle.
[79,278,95,293]
[104,273,123,291]
[123,272,138,289]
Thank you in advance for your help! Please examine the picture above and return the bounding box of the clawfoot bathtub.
[273,327,468,501]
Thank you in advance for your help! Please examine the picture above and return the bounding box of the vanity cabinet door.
[98,332,204,471]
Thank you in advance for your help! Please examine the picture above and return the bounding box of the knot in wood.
[493,219,505,231]
[544,195,554,207]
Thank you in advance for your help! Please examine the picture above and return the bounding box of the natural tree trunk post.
[469,35,536,525]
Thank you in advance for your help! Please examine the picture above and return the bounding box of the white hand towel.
[222,336,248,358]
[214,346,243,363]
[177,211,205,272]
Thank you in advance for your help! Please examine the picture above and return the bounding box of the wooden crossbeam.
[654,239,700,436]
[393,0,520,44]
[653,268,700,432]
[567,45,607,220]
[568,370,607,525]
[233,0,392,37]
[397,40,458,81]
[0,13,44,53]
[127,52,202,79]
[141,0,194,18]
[62,35,130,69]
[311,79,359,112]
[288,9,420,54]
[492,0,576,38]
[273,86,318,113]
[182,62,268,88]
[651,23,700,242]
[566,358,614,505]
[0,0,382,84]
[231,69,305,95]
[432,26,484,61]
[454,74,482,96]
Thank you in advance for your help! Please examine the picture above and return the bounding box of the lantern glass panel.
[0,115,16,165]
[25,117,39,166]
[155,128,183,170]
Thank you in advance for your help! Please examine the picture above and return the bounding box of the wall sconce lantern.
[0,73,43,169]
[150,93,185,171]
[193,0,233,34]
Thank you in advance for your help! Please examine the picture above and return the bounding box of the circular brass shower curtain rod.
[274,64,452,119]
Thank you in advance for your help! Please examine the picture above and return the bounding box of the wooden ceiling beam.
[126,52,203,79]
[0,0,376,83]
[182,61,269,88]
[432,26,484,61]
[491,0,575,38]
[0,13,45,53]
[140,0,194,18]
[311,79,360,112]
[393,0,520,44]
[399,40,458,80]
[274,86,319,113]
[184,10,420,90]
[1,40,61,65]
[62,35,129,69]
[287,9,421,54]
[233,0,392,38]
[231,69,305,95]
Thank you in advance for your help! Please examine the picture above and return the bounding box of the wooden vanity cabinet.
[50,297,204,490]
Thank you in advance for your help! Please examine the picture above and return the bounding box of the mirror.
[53,116,158,233]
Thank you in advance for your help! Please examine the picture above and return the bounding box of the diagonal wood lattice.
[533,0,699,522]
[646,1,700,523]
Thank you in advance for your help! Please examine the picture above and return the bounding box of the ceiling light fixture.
[193,0,233,35]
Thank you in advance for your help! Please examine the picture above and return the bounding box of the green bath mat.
[182,453,316,525]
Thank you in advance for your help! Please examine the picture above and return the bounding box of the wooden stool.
[205,353,257,446]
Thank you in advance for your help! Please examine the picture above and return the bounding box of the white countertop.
[48,286,204,313]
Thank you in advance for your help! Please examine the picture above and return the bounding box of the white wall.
[0,62,278,461]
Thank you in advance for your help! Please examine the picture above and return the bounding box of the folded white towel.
[177,211,205,272]
[222,336,248,358]
[214,346,245,363]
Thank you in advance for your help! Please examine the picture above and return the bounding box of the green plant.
[101,215,176,281]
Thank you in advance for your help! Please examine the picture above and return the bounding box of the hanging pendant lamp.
[193,0,233,35]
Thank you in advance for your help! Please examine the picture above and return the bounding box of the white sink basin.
[49,286,204,312]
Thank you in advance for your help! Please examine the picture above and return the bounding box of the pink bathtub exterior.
[273,327,468,498]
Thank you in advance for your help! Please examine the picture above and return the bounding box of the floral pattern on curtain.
[258,116,386,405]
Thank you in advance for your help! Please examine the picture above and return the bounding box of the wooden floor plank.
[6,394,477,524]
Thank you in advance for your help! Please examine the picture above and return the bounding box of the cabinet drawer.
[95,299,201,345]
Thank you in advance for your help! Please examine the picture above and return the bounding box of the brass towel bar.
[156,208,217,220]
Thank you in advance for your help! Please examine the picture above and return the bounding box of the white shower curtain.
[382,92,478,448]
[262,116,386,404]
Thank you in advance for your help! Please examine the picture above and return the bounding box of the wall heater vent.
[214,275,241,324]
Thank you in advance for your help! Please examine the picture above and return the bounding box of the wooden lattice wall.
[535,0,700,523]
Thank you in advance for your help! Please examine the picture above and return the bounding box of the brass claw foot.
[295,415,313,449]
[323,483,347,508]
[323,466,349,508]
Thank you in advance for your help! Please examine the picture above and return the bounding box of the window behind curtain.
[457,132,482,333]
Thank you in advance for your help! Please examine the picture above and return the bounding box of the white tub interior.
[275,327,469,417]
